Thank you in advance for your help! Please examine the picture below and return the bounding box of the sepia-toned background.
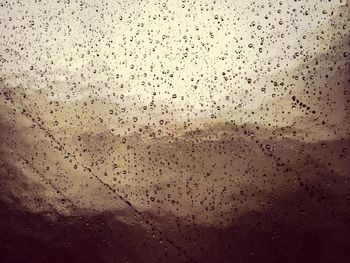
[1,0,349,262]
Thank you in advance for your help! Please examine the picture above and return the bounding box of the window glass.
[0,0,349,262]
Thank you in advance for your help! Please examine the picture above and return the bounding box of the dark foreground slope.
[1,93,350,262]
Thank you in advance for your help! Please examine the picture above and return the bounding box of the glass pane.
[1,0,349,262]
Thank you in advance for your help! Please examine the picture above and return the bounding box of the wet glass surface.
[0,0,349,262]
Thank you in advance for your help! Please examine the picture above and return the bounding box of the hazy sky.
[0,0,347,123]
